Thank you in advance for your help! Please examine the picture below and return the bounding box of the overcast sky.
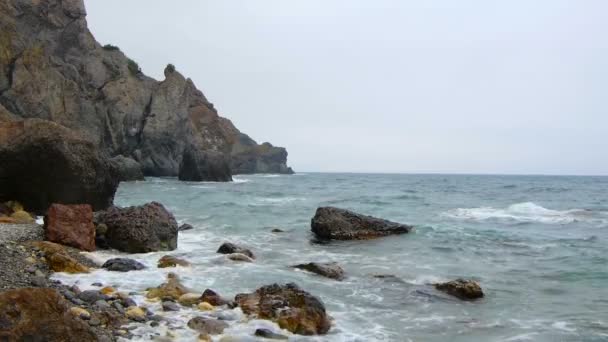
[85,1,608,175]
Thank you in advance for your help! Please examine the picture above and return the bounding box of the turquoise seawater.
[56,173,608,341]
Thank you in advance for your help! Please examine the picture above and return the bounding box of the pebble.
[113,301,125,314]
[125,306,146,322]
[198,302,214,311]
[79,290,105,304]
[94,300,111,310]
[69,307,91,320]
[88,317,101,326]
[162,301,180,312]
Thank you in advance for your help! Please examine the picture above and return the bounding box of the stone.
[125,307,146,322]
[162,301,180,312]
[255,328,288,340]
[217,242,255,259]
[198,302,214,311]
[200,289,231,307]
[178,223,194,231]
[97,202,178,253]
[69,307,91,320]
[227,253,254,263]
[146,273,189,300]
[158,255,191,268]
[235,283,331,335]
[178,293,202,307]
[110,155,145,181]
[0,288,97,340]
[293,262,345,281]
[100,287,116,295]
[178,146,232,182]
[29,241,90,273]
[10,210,35,223]
[434,279,484,300]
[88,317,101,326]
[96,223,108,236]
[79,290,105,304]
[271,228,285,233]
[311,207,413,240]
[102,258,146,272]
[44,203,96,251]
[0,120,119,214]
[187,317,229,335]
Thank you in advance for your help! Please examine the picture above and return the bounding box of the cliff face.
[0,0,292,177]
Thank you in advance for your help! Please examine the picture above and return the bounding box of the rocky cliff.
[0,0,292,178]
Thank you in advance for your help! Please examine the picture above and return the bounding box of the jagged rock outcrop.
[178,145,232,182]
[0,119,119,214]
[0,0,292,180]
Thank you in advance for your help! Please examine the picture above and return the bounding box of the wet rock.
[187,317,229,335]
[0,288,97,340]
[158,255,191,268]
[178,293,202,307]
[179,223,194,231]
[102,258,146,272]
[217,242,255,259]
[110,155,145,181]
[95,300,112,310]
[44,203,96,251]
[255,328,288,340]
[88,317,101,326]
[79,290,105,304]
[146,272,189,300]
[271,228,285,233]
[178,146,232,182]
[0,120,119,214]
[69,307,91,320]
[227,253,254,263]
[100,286,115,295]
[200,289,231,307]
[126,306,146,322]
[434,279,484,300]
[311,207,413,240]
[235,283,331,335]
[97,202,178,253]
[198,302,214,311]
[30,241,90,273]
[162,301,181,312]
[293,262,345,281]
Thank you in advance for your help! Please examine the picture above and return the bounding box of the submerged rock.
[44,203,96,251]
[158,255,191,268]
[146,273,189,300]
[0,288,97,341]
[235,283,331,335]
[178,223,194,231]
[102,258,146,272]
[187,317,228,335]
[293,262,345,281]
[217,242,255,259]
[0,120,119,214]
[255,328,288,340]
[434,279,484,300]
[227,253,254,263]
[311,207,413,240]
[178,146,232,182]
[110,155,145,181]
[97,202,178,253]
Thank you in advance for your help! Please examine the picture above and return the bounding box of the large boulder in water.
[0,119,119,214]
[235,283,331,335]
[311,207,413,240]
[110,155,145,181]
[0,288,98,341]
[97,202,178,253]
[178,145,232,182]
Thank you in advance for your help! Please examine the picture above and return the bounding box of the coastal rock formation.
[217,242,255,259]
[178,146,232,182]
[110,155,144,181]
[0,120,119,214]
[0,0,292,180]
[0,288,98,341]
[44,203,96,251]
[294,262,345,281]
[235,283,331,335]
[311,207,413,240]
[97,202,178,253]
[102,258,146,272]
[434,279,484,300]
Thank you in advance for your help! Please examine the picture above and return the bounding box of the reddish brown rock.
[200,289,231,307]
[235,283,331,335]
[0,288,97,341]
[44,203,96,251]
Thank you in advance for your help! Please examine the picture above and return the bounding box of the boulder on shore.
[293,262,345,281]
[0,288,97,341]
[97,202,178,253]
[0,119,119,214]
[311,207,413,240]
[110,155,145,181]
[102,258,146,272]
[217,242,255,259]
[434,279,484,300]
[235,283,331,335]
[178,146,232,182]
[44,203,96,251]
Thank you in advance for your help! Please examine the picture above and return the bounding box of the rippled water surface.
[54,173,608,341]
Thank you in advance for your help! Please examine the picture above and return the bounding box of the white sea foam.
[231,177,250,183]
[442,202,604,225]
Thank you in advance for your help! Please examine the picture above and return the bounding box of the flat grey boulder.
[311,207,413,240]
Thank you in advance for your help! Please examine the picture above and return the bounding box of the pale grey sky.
[85,1,608,175]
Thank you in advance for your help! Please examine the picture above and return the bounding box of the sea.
[53,173,608,341]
